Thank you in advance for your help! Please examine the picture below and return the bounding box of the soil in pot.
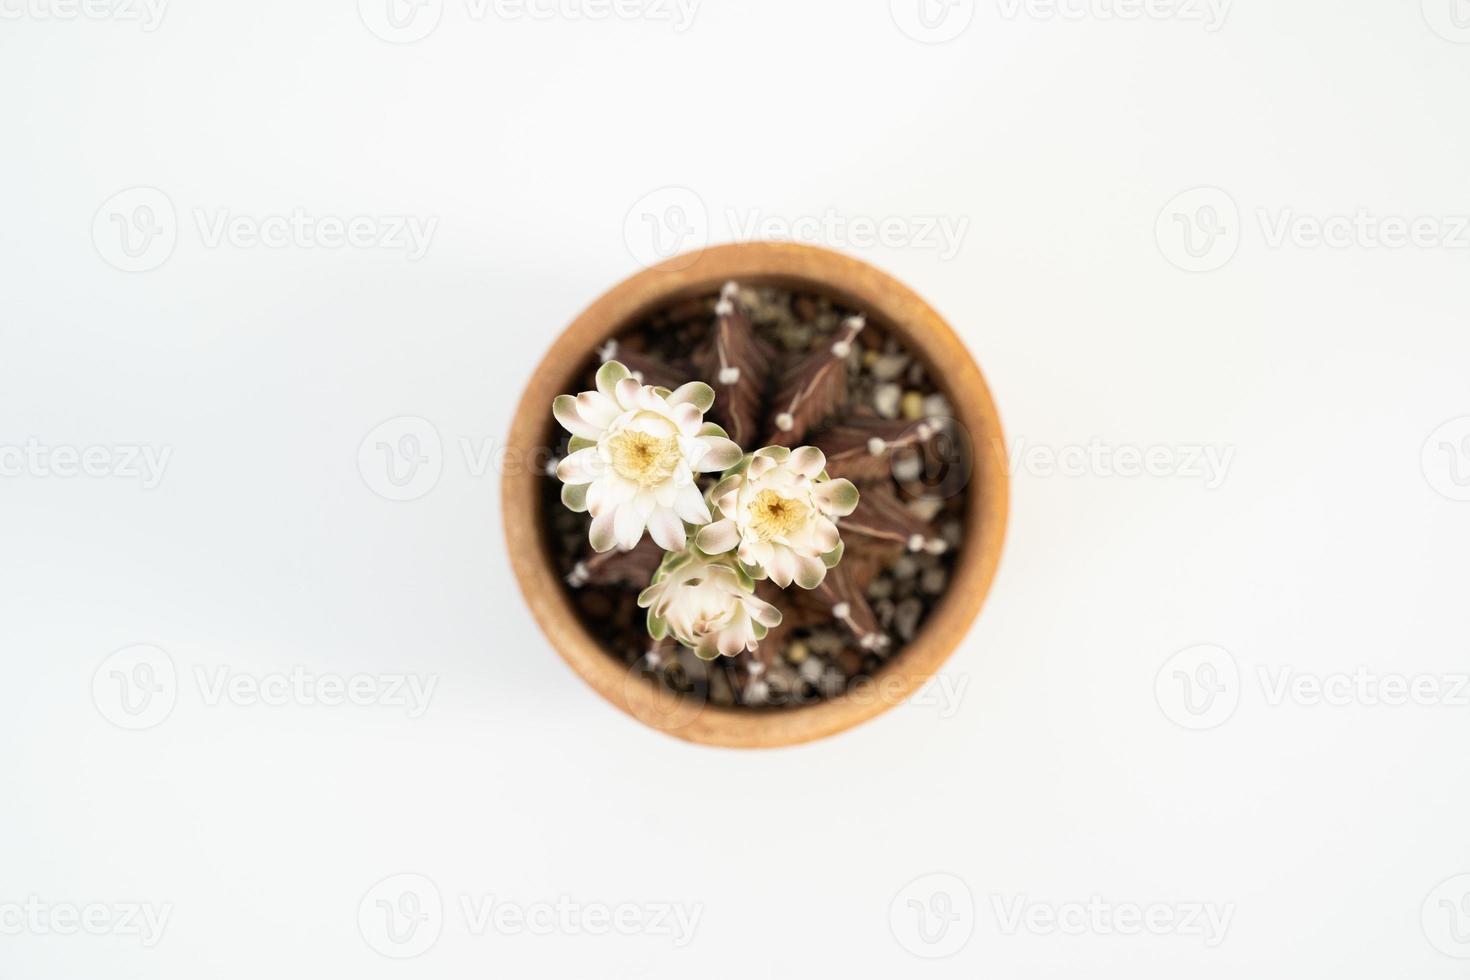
[542,281,973,710]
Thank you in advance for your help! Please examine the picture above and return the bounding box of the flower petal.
[596,360,631,397]
[561,482,589,512]
[788,446,826,478]
[614,377,643,411]
[792,553,827,590]
[588,509,617,552]
[668,381,715,413]
[813,478,860,516]
[694,437,742,473]
[750,597,783,628]
[613,503,645,550]
[552,395,601,440]
[674,482,712,525]
[671,402,702,436]
[647,508,686,551]
[812,516,840,552]
[555,446,600,485]
[575,391,620,429]
[766,547,795,588]
[695,519,739,555]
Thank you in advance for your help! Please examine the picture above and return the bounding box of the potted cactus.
[503,243,1007,747]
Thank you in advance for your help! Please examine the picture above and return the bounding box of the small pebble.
[744,679,770,705]
[921,566,948,595]
[870,353,910,382]
[892,452,922,482]
[873,383,902,419]
[895,598,924,641]
[941,520,963,548]
[906,497,944,522]
[785,639,809,665]
[867,576,894,600]
[807,629,844,656]
[819,670,845,698]
[922,393,953,419]
[900,391,925,420]
[799,657,823,683]
[893,555,920,580]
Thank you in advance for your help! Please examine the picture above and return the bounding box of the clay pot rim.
[502,242,1008,748]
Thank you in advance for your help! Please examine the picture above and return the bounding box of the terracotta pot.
[503,242,1007,748]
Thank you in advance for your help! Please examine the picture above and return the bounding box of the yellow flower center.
[608,429,683,487]
[747,489,809,541]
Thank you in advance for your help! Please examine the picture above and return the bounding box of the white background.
[3,0,1469,976]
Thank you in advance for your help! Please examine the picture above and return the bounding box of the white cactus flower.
[554,361,742,553]
[694,445,859,589]
[638,550,782,660]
